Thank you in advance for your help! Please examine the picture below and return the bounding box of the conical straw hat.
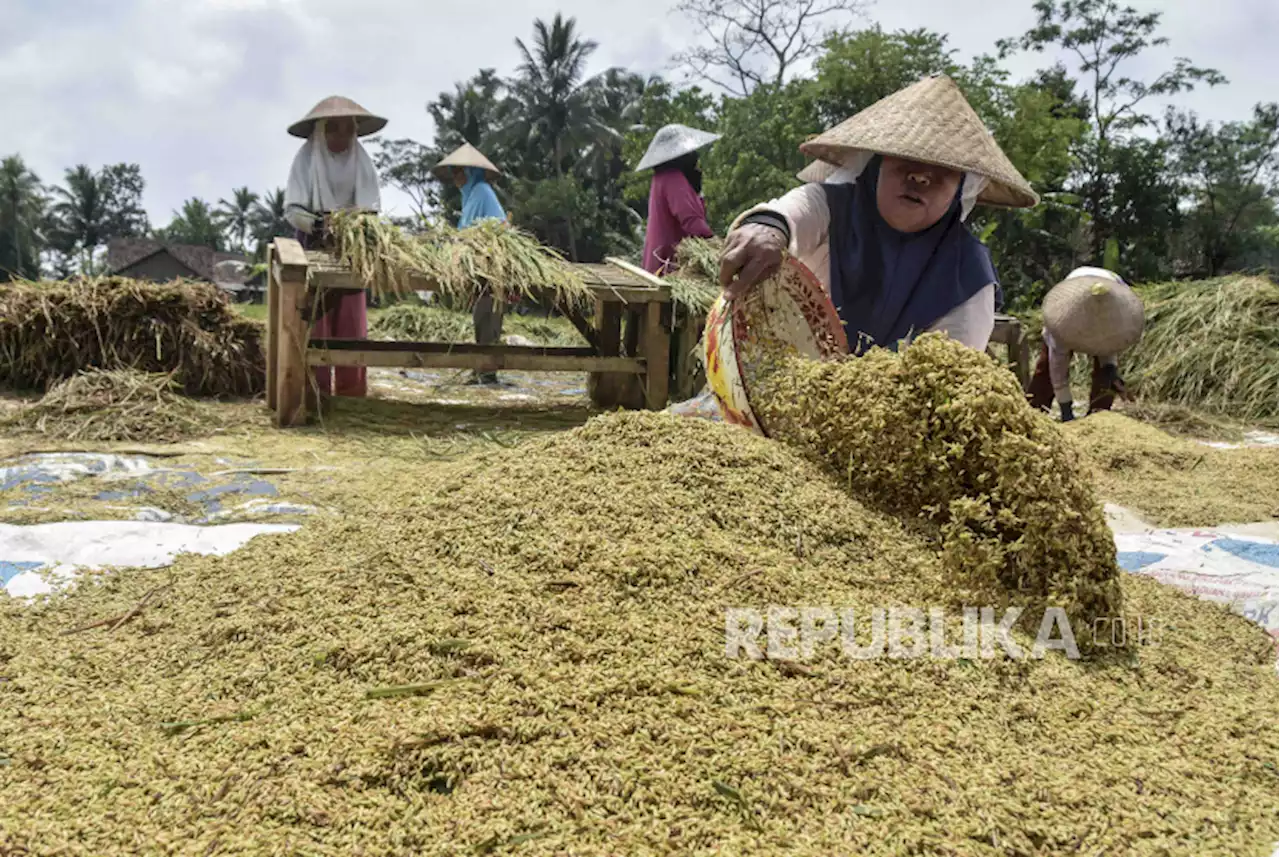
[796,159,839,183]
[1042,271,1145,355]
[799,75,1038,209]
[635,124,721,171]
[288,96,387,139]
[432,143,503,180]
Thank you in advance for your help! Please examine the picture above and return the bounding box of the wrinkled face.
[325,117,356,154]
[875,156,962,233]
[452,167,468,189]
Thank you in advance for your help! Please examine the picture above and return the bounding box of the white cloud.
[1,0,1273,226]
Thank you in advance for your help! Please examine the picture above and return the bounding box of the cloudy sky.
[2,0,1275,225]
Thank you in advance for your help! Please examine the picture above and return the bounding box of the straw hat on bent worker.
[288,96,387,138]
[432,143,503,181]
[799,75,1039,209]
[1043,271,1145,356]
[636,124,721,171]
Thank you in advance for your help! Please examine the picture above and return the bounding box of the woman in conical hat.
[432,143,509,385]
[719,75,1038,355]
[636,124,720,275]
[283,95,386,398]
[1027,266,1144,421]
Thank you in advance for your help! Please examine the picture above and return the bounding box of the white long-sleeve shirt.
[729,184,996,352]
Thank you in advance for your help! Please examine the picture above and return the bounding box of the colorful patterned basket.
[704,257,849,436]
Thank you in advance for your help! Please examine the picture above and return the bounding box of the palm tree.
[249,188,291,260]
[161,198,222,250]
[51,164,108,273]
[0,156,46,280]
[216,187,259,255]
[508,15,602,260]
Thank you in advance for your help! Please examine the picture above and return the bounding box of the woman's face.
[325,118,356,154]
[452,167,468,189]
[875,156,962,233]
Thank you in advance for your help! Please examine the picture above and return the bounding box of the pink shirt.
[642,169,714,275]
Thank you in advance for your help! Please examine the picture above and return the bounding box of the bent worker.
[284,95,386,399]
[433,143,508,385]
[637,124,720,275]
[718,75,1039,355]
[1027,266,1144,421]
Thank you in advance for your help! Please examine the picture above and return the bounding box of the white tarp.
[1,520,299,598]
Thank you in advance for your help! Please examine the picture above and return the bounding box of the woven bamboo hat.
[796,159,839,183]
[432,143,503,180]
[288,96,387,139]
[799,75,1039,209]
[1043,267,1145,355]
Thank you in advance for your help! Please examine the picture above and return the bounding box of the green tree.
[159,198,223,250]
[1167,102,1280,277]
[49,163,149,273]
[507,14,602,260]
[216,187,259,255]
[0,155,46,280]
[701,80,821,230]
[810,27,960,126]
[998,0,1225,256]
[249,188,292,261]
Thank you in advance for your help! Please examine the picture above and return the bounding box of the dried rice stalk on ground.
[1127,277,1278,420]
[1063,411,1279,527]
[0,412,1274,855]
[749,333,1123,645]
[1,369,225,443]
[0,277,264,397]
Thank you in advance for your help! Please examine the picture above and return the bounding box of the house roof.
[107,238,249,284]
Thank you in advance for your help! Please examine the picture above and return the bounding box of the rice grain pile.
[1,368,223,443]
[0,277,264,397]
[1063,411,1280,527]
[0,412,1275,855]
[749,333,1123,646]
[1125,276,1277,420]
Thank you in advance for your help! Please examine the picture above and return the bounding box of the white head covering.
[820,151,987,223]
[285,119,381,216]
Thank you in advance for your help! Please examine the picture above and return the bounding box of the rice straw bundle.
[3,368,222,442]
[416,220,589,310]
[0,277,264,397]
[663,237,724,314]
[1125,276,1278,420]
[325,209,424,299]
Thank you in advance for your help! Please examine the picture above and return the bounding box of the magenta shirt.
[642,169,714,275]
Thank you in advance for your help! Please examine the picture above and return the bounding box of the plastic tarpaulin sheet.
[1,520,299,598]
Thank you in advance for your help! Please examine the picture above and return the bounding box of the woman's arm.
[927,285,995,351]
[729,184,830,259]
[663,173,713,239]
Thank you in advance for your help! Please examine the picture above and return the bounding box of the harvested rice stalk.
[0,277,264,396]
[749,333,1123,646]
[0,412,1274,854]
[2,369,224,443]
[417,220,589,310]
[665,237,724,314]
[326,209,423,299]
[1126,276,1278,420]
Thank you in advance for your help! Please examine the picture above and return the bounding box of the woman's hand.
[718,224,787,299]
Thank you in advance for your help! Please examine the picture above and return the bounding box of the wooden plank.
[274,237,308,271]
[265,244,279,411]
[587,299,633,408]
[672,309,707,401]
[582,284,672,305]
[562,307,599,351]
[641,300,670,409]
[276,277,310,427]
[307,345,643,374]
[306,267,435,293]
[604,256,668,289]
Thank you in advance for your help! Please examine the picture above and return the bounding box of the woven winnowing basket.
[799,75,1038,210]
